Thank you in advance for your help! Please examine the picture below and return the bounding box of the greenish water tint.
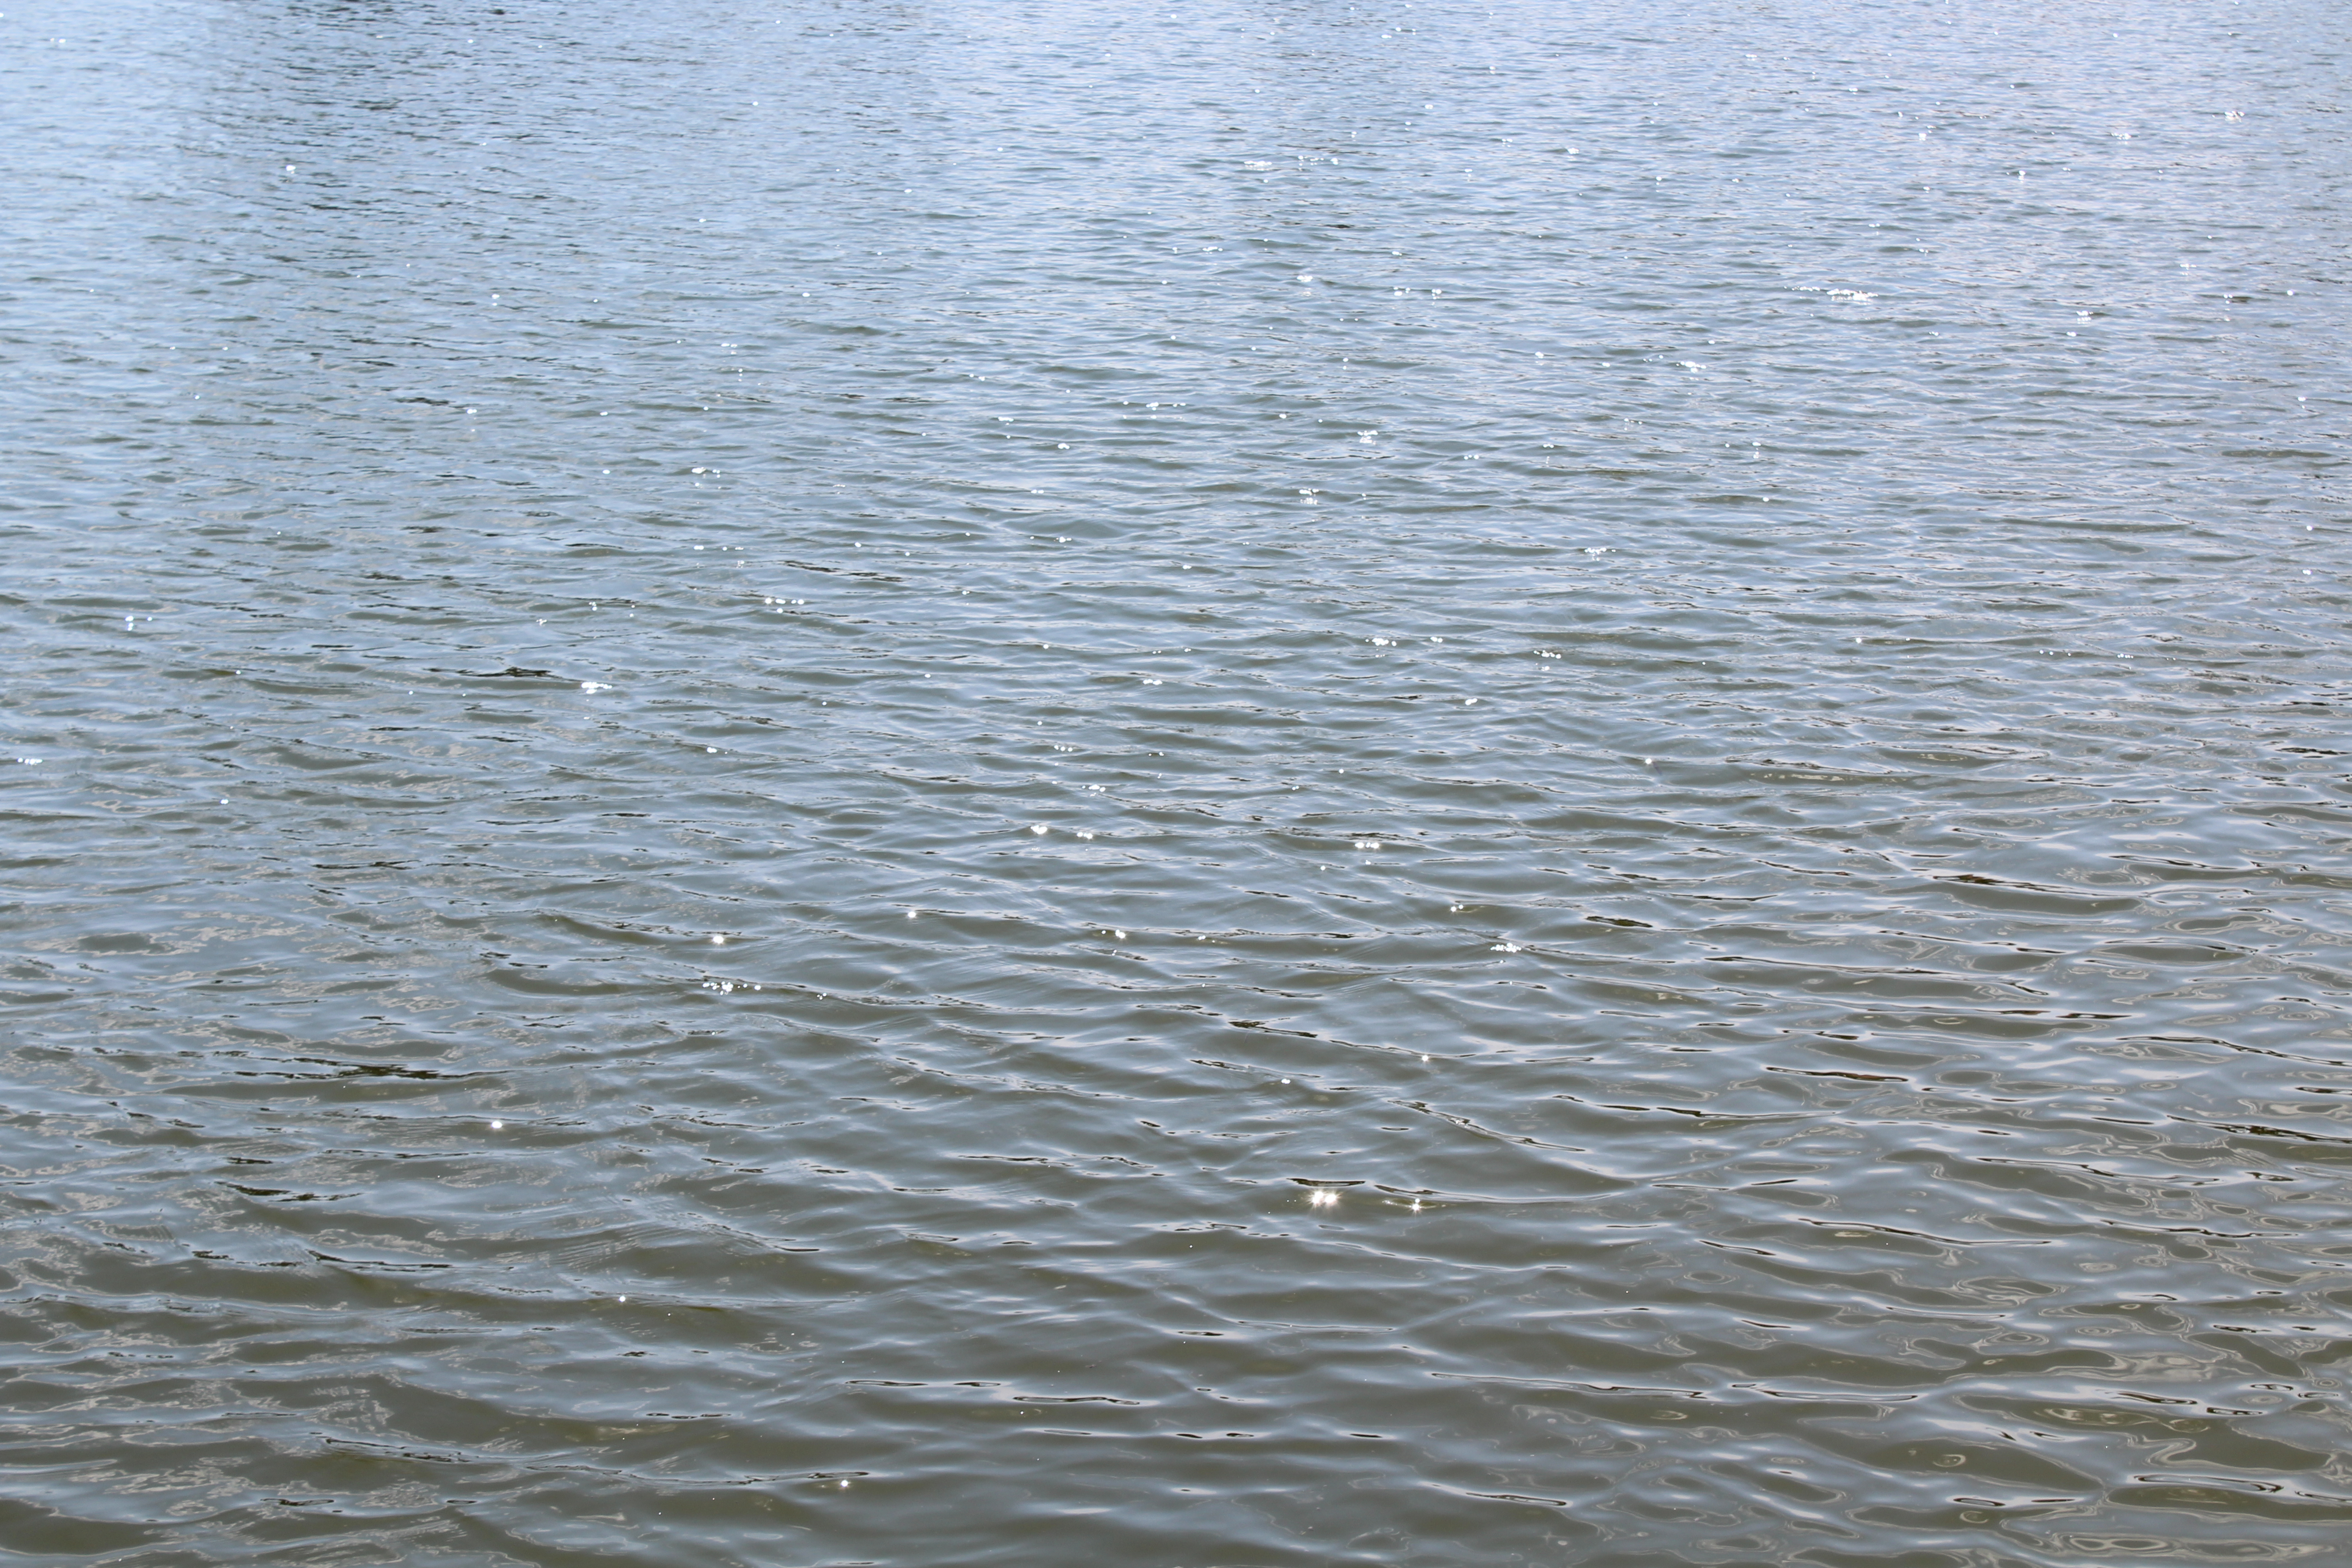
[3,0,2349,1562]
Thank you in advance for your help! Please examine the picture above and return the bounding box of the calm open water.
[4,0,2350,1563]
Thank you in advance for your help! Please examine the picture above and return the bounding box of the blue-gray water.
[5,0,2350,1563]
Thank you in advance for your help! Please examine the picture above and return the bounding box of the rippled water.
[5,0,2350,1562]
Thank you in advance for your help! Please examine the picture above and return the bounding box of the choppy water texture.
[5,0,2350,1562]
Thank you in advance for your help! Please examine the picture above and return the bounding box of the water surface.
[4,0,2350,1563]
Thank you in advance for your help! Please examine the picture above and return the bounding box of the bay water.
[4,0,2349,1563]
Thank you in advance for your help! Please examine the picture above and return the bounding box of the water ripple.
[5,0,2351,1561]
